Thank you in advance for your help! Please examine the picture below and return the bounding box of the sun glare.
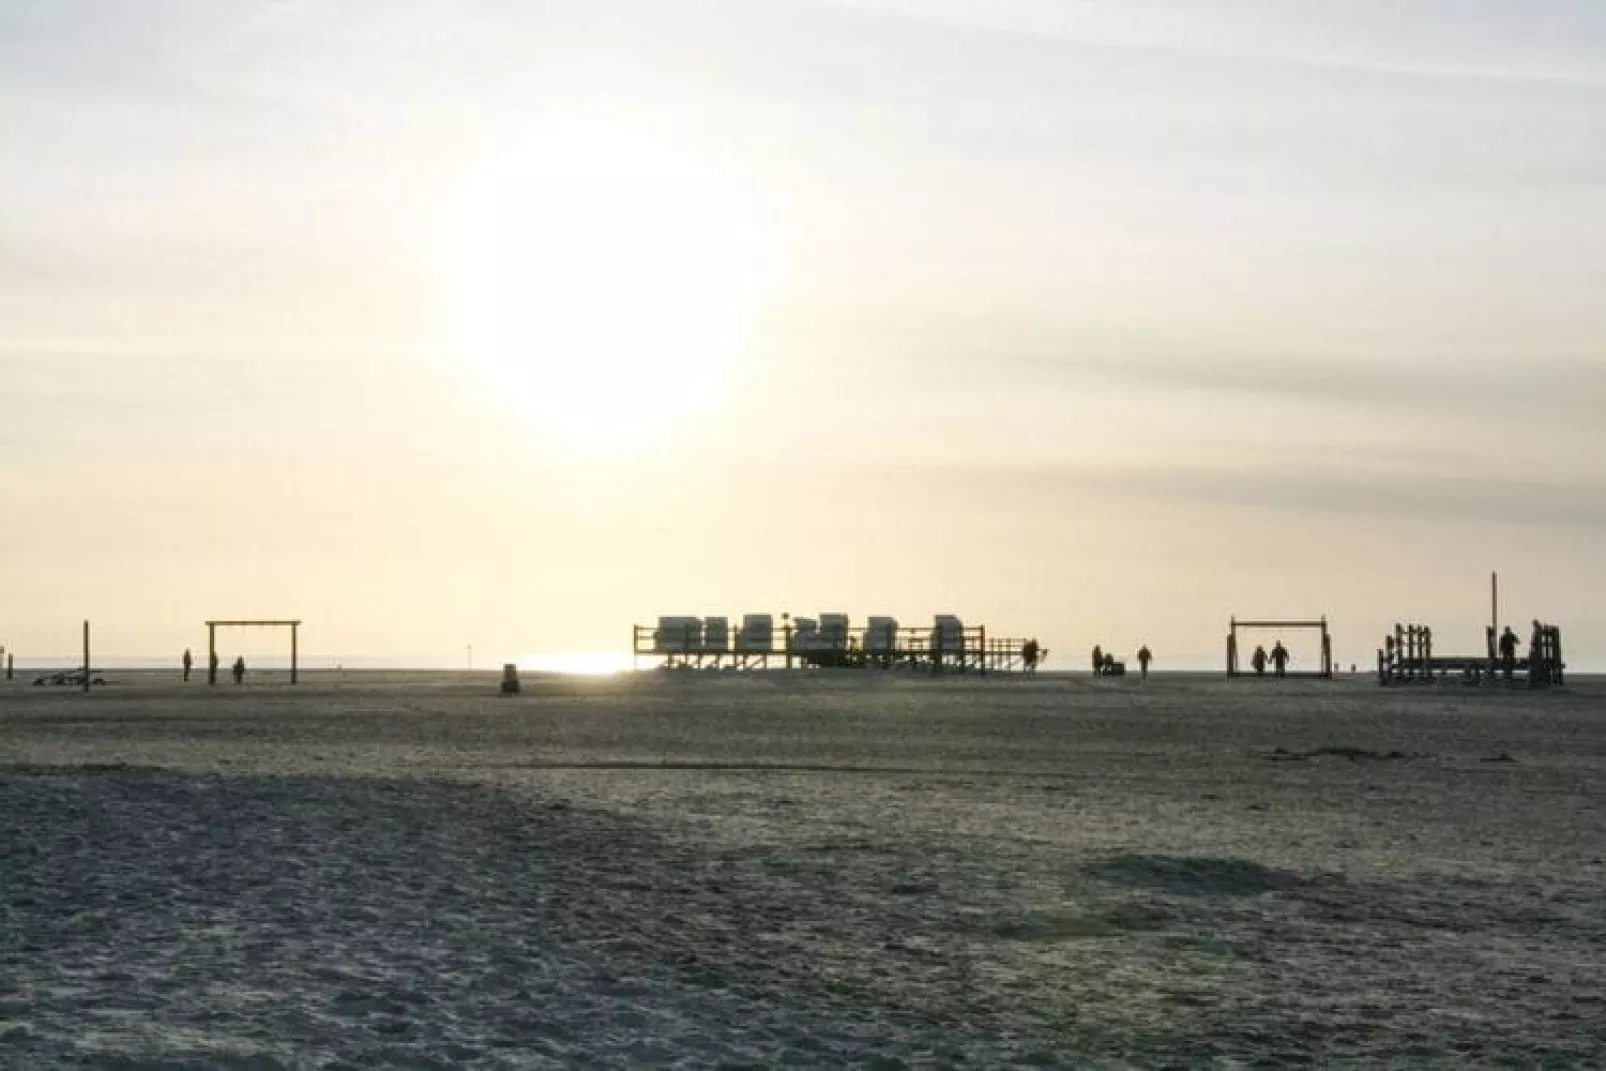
[445,123,769,455]
[521,651,634,676]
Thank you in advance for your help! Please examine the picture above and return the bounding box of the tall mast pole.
[1491,571,1499,639]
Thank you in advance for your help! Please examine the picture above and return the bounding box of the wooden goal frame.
[206,619,301,685]
[1226,616,1332,679]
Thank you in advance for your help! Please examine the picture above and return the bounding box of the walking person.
[182,647,193,683]
[1251,644,1268,676]
[1270,640,1290,678]
[1091,644,1103,677]
[1136,645,1152,680]
[232,655,246,686]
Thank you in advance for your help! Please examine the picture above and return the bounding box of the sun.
[443,122,768,455]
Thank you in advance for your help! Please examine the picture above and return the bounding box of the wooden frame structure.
[1378,620,1564,688]
[1226,616,1333,679]
[631,621,1032,675]
[206,619,301,685]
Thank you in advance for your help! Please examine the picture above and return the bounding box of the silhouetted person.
[1022,638,1040,674]
[1270,641,1290,677]
[1137,645,1152,680]
[1251,644,1268,676]
[1498,626,1519,680]
[1091,644,1103,676]
[182,648,193,682]
[232,656,245,686]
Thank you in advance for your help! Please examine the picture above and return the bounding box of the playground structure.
[1376,575,1566,688]
[1225,616,1334,679]
[1377,621,1564,687]
[631,614,1035,675]
[206,619,302,685]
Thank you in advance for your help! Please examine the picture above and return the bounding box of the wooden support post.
[291,622,299,685]
[208,622,217,686]
[1491,572,1499,644]
[82,620,90,694]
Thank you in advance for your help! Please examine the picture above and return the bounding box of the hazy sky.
[4,1,1604,669]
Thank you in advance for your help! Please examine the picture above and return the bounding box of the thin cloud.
[811,0,1606,88]
[866,456,1606,533]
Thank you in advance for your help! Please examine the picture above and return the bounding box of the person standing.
[1251,645,1268,676]
[182,648,193,683]
[1490,623,1516,684]
[1137,645,1152,680]
[1498,626,1519,681]
[232,655,246,686]
[1270,640,1290,678]
[1091,644,1103,677]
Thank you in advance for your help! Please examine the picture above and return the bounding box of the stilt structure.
[1377,619,1564,687]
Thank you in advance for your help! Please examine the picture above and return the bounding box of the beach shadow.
[1086,854,1312,897]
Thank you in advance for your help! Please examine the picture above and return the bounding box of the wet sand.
[3,670,1604,1067]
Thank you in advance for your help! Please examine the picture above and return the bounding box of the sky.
[3,1,1604,670]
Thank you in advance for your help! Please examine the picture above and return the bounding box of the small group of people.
[181,647,247,684]
[1090,643,1154,679]
[1249,640,1291,677]
[1021,638,1047,673]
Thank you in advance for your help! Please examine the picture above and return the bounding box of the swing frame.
[1225,617,1333,679]
[205,619,302,684]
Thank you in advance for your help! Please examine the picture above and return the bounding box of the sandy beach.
[3,670,1604,1067]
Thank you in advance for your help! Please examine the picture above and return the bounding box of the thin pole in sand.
[1491,571,1499,640]
[208,622,217,686]
[82,620,90,694]
[291,622,299,685]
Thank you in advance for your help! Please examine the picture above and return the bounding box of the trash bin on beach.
[500,663,520,695]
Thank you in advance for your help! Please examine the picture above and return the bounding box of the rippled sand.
[3,670,1604,1067]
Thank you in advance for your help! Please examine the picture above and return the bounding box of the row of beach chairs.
[651,615,968,655]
